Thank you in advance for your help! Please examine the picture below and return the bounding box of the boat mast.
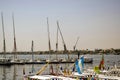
[57,21,70,74]
[73,37,79,51]
[55,21,59,75]
[57,21,69,58]
[47,17,52,74]
[31,40,34,73]
[12,13,17,80]
[1,12,6,58]
[12,13,17,60]
[31,40,34,62]
[47,17,51,52]
[56,21,59,51]
[57,21,67,51]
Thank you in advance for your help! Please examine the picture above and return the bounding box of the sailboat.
[0,12,11,65]
[10,13,18,63]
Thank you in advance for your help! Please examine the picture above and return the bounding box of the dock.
[0,58,93,65]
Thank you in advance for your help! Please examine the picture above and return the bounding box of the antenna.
[1,12,6,58]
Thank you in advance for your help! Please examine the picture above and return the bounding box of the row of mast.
[1,12,17,60]
[1,12,79,62]
[0,12,65,58]
[1,13,79,76]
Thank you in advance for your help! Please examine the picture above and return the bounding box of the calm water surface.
[0,54,120,80]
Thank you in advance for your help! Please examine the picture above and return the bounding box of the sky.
[0,0,120,52]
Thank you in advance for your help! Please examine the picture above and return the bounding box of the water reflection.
[2,66,6,80]
[13,65,16,80]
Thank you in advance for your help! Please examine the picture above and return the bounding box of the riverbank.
[0,48,120,55]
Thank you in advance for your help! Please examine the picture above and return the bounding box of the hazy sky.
[0,0,120,52]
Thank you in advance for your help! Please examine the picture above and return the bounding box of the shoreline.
[0,50,120,55]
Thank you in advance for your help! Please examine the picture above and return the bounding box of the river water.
[0,54,120,80]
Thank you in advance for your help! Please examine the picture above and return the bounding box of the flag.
[75,56,84,74]
[75,59,81,74]
[99,54,104,70]
[80,56,84,70]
